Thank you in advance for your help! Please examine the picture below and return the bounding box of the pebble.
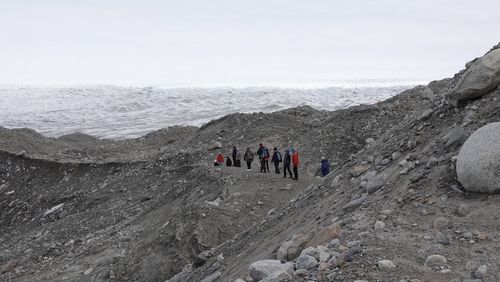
[377,259,396,271]
[83,268,93,275]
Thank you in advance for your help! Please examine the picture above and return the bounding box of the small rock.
[201,271,222,282]
[474,264,488,279]
[432,217,450,229]
[457,204,472,217]
[328,239,340,248]
[424,254,447,267]
[392,151,402,160]
[419,109,434,120]
[295,255,319,270]
[299,247,319,260]
[83,268,93,275]
[378,259,396,271]
[293,269,308,277]
[342,197,366,211]
[351,165,371,177]
[380,158,391,166]
[1,260,17,274]
[374,220,386,230]
[365,174,388,194]
[444,126,469,149]
[366,138,375,144]
[260,270,293,282]
[249,260,294,281]
[426,157,439,168]
[277,233,314,261]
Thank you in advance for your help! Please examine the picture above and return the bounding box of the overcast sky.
[1,0,499,86]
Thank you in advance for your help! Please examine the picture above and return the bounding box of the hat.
[321,156,326,160]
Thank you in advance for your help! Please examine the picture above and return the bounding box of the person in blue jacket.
[321,157,330,177]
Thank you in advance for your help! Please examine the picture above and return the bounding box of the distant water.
[0,80,426,139]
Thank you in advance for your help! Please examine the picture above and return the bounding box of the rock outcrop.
[446,48,500,106]
[457,122,500,193]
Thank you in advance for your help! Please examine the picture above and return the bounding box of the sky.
[1,0,499,86]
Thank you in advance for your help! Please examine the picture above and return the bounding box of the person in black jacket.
[232,146,237,164]
[271,147,282,174]
[243,148,254,170]
[283,149,292,178]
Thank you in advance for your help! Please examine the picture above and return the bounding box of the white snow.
[0,81,424,139]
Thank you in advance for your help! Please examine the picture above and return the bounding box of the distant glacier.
[0,80,427,139]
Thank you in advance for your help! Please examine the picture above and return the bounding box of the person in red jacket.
[291,148,300,180]
[216,153,224,166]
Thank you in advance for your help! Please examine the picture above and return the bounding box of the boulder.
[446,48,500,106]
[457,122,500,193]
[276,232,314,261]
[249,260,294,281]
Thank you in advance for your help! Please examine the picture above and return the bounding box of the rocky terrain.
[1,43,500,282]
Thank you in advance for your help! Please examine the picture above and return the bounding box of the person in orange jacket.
[291,147,300,180]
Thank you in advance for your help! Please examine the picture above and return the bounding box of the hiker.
[226,155,233,167]
[263,147,270,172]
[291,148,299,180]
[271,147,282,174]
[257,144,266,173]
[321,157,330,177]
[216,153,224,166]
[234,149,242,167]
[232,146,237,164]
[244,148,254,169]
[283,149,293,178]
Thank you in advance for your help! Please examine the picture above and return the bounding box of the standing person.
[216,153,224,166]
[226,156,233,166]
[244,148,254,170]
[263,147,270,172]
[257,144,266,173]
[321,157,330,177]
[232,146,237,164]
[291,148,300,180]
[235,149,242,167]
[283,149,293,178]
[271,147,282,174]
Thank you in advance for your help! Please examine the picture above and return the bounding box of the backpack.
[264,148,270,158]
[276,152,282,162]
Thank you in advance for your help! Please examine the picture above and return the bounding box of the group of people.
[214,144,330,180]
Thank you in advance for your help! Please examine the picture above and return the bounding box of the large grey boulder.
[446,48,500,106]
[457,122,500,193]
[248,260,294,281]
